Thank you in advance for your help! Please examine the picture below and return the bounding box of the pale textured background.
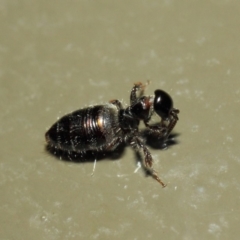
[1,1,240,239]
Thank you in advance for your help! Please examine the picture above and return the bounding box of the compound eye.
[154,89,173,120]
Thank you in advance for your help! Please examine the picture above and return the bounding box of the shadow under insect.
[45,131,180,183]
[142,129,180,150]
[45,141,127,163]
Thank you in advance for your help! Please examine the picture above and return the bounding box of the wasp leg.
[144,108,179,141]
[105,136,123,151]
[165,108,179,138]
[109,99,123,110]
[144,122,168,138]
[130,136,166,187]
[130,81,149,105]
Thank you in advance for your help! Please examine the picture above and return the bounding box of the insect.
[45,82,179,187]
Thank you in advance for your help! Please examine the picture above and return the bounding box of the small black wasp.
[45,82,179,187]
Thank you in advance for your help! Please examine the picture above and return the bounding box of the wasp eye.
[154,89,173,120]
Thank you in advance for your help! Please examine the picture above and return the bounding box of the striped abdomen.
[45,104,121,152]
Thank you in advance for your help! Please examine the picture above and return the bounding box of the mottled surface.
[1,1,240,239]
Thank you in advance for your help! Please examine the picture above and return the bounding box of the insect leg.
[165,108,179,138]
[130,136,166,187]
[130,82,149,105]
[144,122,168,138]
[144,108,179,141]
[109,99,123,110]
[105,136,123,151]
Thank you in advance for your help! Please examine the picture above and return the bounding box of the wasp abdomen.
[45,104,120,152]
